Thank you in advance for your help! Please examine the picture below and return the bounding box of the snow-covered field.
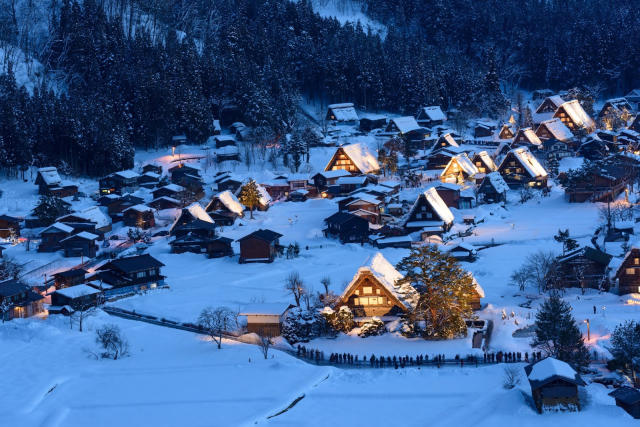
[1,132,640,424]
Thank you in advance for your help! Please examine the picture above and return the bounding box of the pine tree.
[32,195,71,226]
[610,320,640,385]
[238,179,261,219]
[396,246,474,339]
[531,295,590,367]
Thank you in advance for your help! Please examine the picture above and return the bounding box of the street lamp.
[583,319,590,341]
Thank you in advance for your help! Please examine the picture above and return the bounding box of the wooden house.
[564,163,630,203]
[237,229,283,263]
[426,146,465,170]
[468,274,485,310]
[51,284,101,310]
[149,196,181,210]
[512,127,542,149]
[35,167,78,197]
[172,134,187,146]
[215,174,243,193]
[403,187,454,232]
[333,175,368,195]
[123,205,155,229]
[0,279,45,320]
[535,95,565,114]
[535,118,574,143]
[239,303,294,337]
[336,253,417,322]
[416,106,446,128]
[216,145,240,162]
[471,151,497,174]
[434,133,460,150]
[213,135,236,149]
[171,174,204,202]
[340,195,383,225]
[58,206,112,235]
[95,254,165,296]
[261,178,289,200]
[630,115,640,133]
[625,89,640,110]
[429,183,462,209]
[152,184,186,203]
[446,242,477,262]
[598,98,633,129]
[324,143,380,175]
[610,246,640,294]
[359,116,387,132]
[474,121,496,138]
[60,232,99,258]
[326,103,359,124]
[38,222,74,252]
[440,153,479,184]
[554,246,612,291]
[170,234,233,258]
[609,387,640,419]
[142,163,163,175]
[577,137,608,161]
[477,172,509,204]
[0,214,20,239]
[498,124,515,140]
[205,191,244,225]
[170,203,214,235]
[312,170,352,192]
[553,100,596,133]
[53,268,87,289]
[138,171,161,188]
[99,170,140,195]
[525,357,585,413]
[169,163,201,181]
[497,147,548,188]
[324,212,369,243]
[384,116,423,137]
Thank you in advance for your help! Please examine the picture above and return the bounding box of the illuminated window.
[355,290,359,295]
[363,286,373,294]
[634,258,640,265]
[360,298,369,306]
[376,289,381,295]
[626,268,635,275]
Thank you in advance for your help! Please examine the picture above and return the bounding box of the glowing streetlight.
[583,319,590,341]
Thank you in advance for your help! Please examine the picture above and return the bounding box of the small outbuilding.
[609,386,640,419]
[525,357,585,413]
[239,302,294,337]
[237,229,283,263]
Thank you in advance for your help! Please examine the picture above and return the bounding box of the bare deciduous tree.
[284,271,305,307]
[320,276,331,295]
[95,324,129,360]
[257,332,272,359]
[198,306,235,349]
[70,301,97,332]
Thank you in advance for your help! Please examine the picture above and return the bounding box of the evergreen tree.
[32,195,71,226]
[531,295,590,367]
[396,246,474,339]
[609,320,640,385]
[238,179,261,219]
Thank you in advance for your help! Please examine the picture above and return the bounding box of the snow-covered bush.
[358,317,386,338]
[282,307,327,344]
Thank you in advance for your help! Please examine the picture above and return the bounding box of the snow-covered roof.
[159,184,185,193]
[143,171,160,179]
[537,118,573,142]
[80,206,111,229]
[509,147,548,178]
[535,95,565,114]
[420,106,447,122]
[124,204,153,213]
[337,176,368,185]
[61,231,99,242]
[470,274,485,298]
[516,128,542,146]
[217,190,244,215]
[328,103,358,122]
[440,133,459,147]
[391,116,421,134]
[556,100,595,130]
[239,302,292,316]
[474,151,497,171]
[256,184,272,206]
[528,357,577,382]
[347,194,383,206]
[316,170,352,179]
[185,203,213,223]
[330,143,380,174]
[114,170,140,179]
[54,284,101,298]
[37,167,61,186]
[443,154,478,177]
[342,253,418,310]
[484,172,509,194]
[217,146,239,155]
[406,187,454,226]
[42,222,74,234]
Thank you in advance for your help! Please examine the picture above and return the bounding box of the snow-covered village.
[2,0,640,426]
